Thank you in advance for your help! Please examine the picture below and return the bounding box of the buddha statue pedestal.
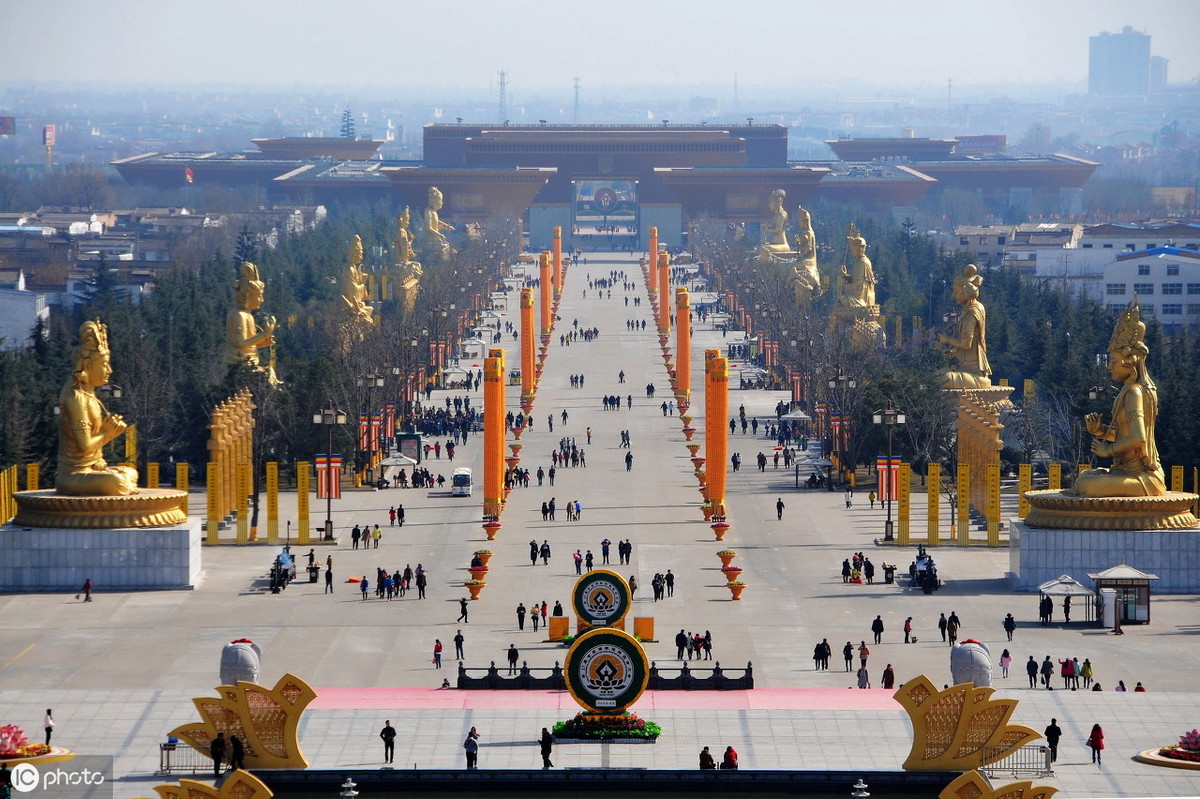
[1008,492,1200,593]
[829,304,884,348]
[3,489,202,591]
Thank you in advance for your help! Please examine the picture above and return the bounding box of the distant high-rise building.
[1150,56,1169,94]
[1089,26,1151,96]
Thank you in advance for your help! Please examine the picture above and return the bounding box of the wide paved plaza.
[2,252,1199,798]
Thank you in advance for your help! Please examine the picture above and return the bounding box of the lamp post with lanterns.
[873,402,906,542]
[312,408,347,540]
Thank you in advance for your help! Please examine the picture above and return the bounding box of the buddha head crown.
[73,319,110,388]
[954,264,983,300]
[1109,297,1147,356]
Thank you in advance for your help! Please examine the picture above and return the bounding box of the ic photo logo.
[7,758,111,798]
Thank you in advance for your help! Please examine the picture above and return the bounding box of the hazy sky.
[1,0,1197,94]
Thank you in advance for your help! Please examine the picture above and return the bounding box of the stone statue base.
[1024,490,1198,530]
[1008,516,1200,593]
[0,517,202,591]
[14,489,188,529]
[829,304,884,348]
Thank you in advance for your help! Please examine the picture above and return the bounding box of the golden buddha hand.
[1084,412,1105,437]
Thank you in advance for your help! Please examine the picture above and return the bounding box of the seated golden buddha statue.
[340,234,375,326]
[756,189,793,263]
[940,264,992,389]
[1070,299,1165,498]
[55,320,139,496]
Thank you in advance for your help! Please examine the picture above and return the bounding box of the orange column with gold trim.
[552,226,563,298]
[657,251,670,334]
[539,251,552,338]
[483,352,505,535]
[520,288,535,405]
[675,287,690,404]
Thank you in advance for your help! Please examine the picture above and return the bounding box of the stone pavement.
[2,252,1199,798]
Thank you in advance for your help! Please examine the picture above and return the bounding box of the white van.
[451,467,472,497]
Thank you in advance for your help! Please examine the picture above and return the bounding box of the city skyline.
[1,0,1198,97]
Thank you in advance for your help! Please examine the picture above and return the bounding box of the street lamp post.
[312,408,347,540]
[827,371,856,489]
[873,402,906,542]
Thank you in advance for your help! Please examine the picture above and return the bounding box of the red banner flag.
[877,456,901,500]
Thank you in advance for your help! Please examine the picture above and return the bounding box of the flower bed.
[1159,728,1200,763]
[0,725,51,759]
[552,711,661,741]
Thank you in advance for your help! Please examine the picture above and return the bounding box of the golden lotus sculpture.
[169,673,316,770]
[138,770,272,799]
[939,770,1057,799]
[896,675,1040,771]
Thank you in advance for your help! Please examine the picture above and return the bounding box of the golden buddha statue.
[227,261,279,383]
[340,234,375,326]
[1071,299,1165,498]
[791,206,822,305]
[395,207,419,267]
[55,320,139,496]
[756,189,792,263]
[838,223,876,308]
[940,264,992,389]
[423,186,455,261]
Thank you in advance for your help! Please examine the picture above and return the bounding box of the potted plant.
[468,565,490,581]
[726,581,747,600]
[711,519,730,541]
[464,579,486,599]
[700,501,715,521]
[721,566,744,583]
[473,550,494,567]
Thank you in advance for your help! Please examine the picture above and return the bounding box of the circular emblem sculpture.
[564,627,649,713]
[571,569,631,626]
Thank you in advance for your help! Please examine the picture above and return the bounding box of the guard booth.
[1089,564,1158,625]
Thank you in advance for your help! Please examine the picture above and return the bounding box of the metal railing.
[157,743,214,775]
[980,744,1053,778]
[456,661,753,690]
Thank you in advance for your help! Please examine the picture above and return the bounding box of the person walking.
[881,664,895,689]
[463,727,480,769]
[625,451,633,470]
[903,616,913,644]
[629,575,639,598]
[1043,718,1062,763]
[1026,656,1039,688]
[1086,723,1104,765]
[228,734,245,770]
[43,709,53,746]
[539,727,554,769]
[938,613,948,642]
[871,615,885,644]
[416,568,427,599]
[325,566,334,593]
[454,630,465,659]
[858,641,870,669]
[1080,658,1094,688]
[396,505,405,526]
[946,616,959,646]
[516,603,527,630]
[677,629,688,659]
[530,539,539,566]
[507,644,520,675]
[1040,655,1054,689]
[843,641,854,672]
[209,732,226,778]
[540,540,552,565]
[380,720,396,764]
[457,597,469,623]
[996,613,1014,643]
[360,576,370,600]
[433,639,443,669]
[665,570,674,597]
[389,506,397,526]
[999,649,1012,678]
[856,666,870,688]
[776,498,785,520]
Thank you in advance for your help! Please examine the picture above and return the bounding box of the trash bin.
[308,565,320,583]
[883,566,896,584]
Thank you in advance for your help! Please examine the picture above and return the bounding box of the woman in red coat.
[1086,723,1104,764]
[720,746,738,770]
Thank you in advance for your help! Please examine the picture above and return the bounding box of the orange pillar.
[483,352,505,522]
[539,251,552,338]
[705,350,729,519]
[552,226,563,298]
[657,251,671,334]
[520,288,535,404]
[647,226,658,297]
[675,288,690,403]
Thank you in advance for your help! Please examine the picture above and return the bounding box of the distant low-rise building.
[0,269,50,349]
[1098,246,1200,331]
